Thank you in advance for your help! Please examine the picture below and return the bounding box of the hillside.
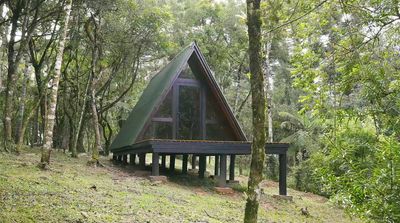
[0,149,360,223]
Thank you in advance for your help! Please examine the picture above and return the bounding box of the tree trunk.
[265,41,273,143]
[40,0,73,166]
[3,0,37,150]
[71,74,91,157]
[0,5,7,90]
[100,113,113,156]
[60,116,70,152]
[3,3,22,150]
[90,88,101,162]
[244,0,266,223]
[88,45,102,163]
[16,56,31,143]
[31,107,40,145]
[85,13,102,164]
[77,118,86,153]
[17,97,41,153]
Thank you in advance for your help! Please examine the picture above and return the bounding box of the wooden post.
[161,155,166,169]
[279,154,287,195]
[182,154,188,174]
[214,155,220,176]
[139,153,146,169]
[123,154,128,165]
[199,155,206,178]
[191,155,196,169]
[229,155,236,181]
[130,154,136,165]
[170,155,176,174]
[152,153,159,176]
[219,155,227,187]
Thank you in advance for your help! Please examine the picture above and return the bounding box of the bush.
[290,152,328,196]
[306,127,400,222]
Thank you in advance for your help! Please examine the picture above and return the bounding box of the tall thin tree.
[244,0,266,222]
[40,0,73,166]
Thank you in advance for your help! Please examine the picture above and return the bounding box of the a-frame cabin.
[110,42,289,194]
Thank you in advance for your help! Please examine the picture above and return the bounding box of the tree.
[85,11,102,164]
[3,0,30,151]
[244,0,266,222]
[40,0,72,166]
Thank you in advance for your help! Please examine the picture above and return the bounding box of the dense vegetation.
[0,0,399,222]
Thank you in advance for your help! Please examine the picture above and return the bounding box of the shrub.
[306,127,400,222]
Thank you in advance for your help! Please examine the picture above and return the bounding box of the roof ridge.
[149,43,195,81]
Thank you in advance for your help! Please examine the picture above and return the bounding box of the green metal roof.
[110,42,247,151]
[110,43,195,150]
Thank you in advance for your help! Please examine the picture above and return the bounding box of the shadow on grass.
[167,173,217,190]
[110,160,219,190]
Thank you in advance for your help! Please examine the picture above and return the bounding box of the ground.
[0,148,361,223]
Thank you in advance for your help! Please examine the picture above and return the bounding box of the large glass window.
[140,121,173,140]
[205,91,236,140]
[155,90,172,117]
[154,122,173,139]
[139,89,173,141]
[206,123,235,140]
[177,85,201,139]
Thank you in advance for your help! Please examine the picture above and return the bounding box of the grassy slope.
[0,149,360,223]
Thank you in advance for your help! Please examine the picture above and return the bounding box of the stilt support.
[214,155,220,176]
[139,153,146,169]
[279,154,287,195]
[191,155,196,169]
[229,155,235,181]
[152,153,159,176]
[218,155,227,187]
[199,155,206,178]
[182,154,188,174]
[170,155,176,174]
[161,155,166,169]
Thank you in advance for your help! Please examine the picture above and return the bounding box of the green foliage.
[290,152,327,195]
[277,111,324,164]
[286,0,400,221]
[300,126,400,222]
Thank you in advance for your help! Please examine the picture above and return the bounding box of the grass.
[0,148,361,223]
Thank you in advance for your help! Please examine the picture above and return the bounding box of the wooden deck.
[112,139,289,195]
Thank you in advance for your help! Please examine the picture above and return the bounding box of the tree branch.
[266,0,328,34]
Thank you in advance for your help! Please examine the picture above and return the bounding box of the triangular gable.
[110,42,246,151]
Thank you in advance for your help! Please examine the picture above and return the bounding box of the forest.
[0,0,399,222]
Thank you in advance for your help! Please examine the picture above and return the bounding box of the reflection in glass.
[140,121,173,140]
[206,123,235,140]
[154,122,172,139]
[155,90,172,117]
[178,85,201,139]
[205,91,236,140]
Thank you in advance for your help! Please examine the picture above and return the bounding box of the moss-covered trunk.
[244,0,266,223]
